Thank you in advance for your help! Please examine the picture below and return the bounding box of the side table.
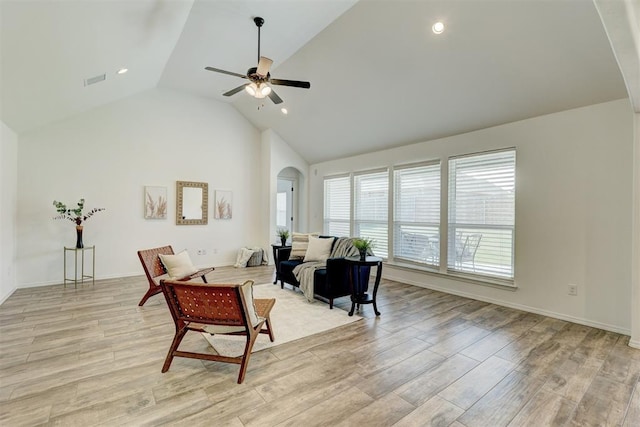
[64,246,95,288]
[345,256,382,316]
[271,244,292,284]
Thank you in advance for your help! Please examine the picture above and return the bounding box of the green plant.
[53,198,105,225]
[353,237,374,251]
[277,228,290,240]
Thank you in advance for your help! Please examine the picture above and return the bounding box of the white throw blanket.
[234,247,269,268]
[293,237,363,302]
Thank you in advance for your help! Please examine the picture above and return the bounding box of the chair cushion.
[239,280,260,327]
[158,250,198,279]
[304,236,334,262]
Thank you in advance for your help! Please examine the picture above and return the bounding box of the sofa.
[275,235,370,309]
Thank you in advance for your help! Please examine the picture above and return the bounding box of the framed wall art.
[144,186,168,219]
[214,190,232,220]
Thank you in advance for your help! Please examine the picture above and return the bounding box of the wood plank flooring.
[0,265,639,426]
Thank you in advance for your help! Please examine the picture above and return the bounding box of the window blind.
[354,170,388,258]
[323,176,351,237]
[448,149,516,278]
[393,163,440,266]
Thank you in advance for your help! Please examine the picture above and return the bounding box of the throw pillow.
[240,280,261,326]
[158,250,198,279]
[289,232,310,259]
[304,236,335,262]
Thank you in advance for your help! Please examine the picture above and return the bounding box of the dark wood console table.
[272,244,291,284]
[345,256,382,316]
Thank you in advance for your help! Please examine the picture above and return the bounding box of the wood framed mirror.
[176,181,208,225]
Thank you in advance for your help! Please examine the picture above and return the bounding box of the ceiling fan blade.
[270,78,311,89]
[256,56,273,77]
[268,90,283,104]
[205,66,247,79]
[223,84,248,97]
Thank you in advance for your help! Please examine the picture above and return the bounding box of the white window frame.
[447,148,516,280]
[392,161,441,267]
[354,169,389,258]
[323,174,351,237]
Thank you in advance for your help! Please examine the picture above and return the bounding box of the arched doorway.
[276,167,301,237]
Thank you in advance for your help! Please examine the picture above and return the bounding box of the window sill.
[384,260,517,291]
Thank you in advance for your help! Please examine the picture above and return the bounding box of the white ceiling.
[1,0,635,164]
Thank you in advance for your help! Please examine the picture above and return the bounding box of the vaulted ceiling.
[1,0,637,164]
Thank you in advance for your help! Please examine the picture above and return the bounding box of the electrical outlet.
[568,284,578,296]
[201,249,207,256]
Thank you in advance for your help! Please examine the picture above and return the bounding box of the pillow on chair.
[239,280,260,326]
[158,250,198,279]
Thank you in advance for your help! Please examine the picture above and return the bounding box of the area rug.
[202,283,362,357]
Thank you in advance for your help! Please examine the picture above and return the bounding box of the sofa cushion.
[304,236,334,262]
[280,259,304,285]
[290,232,311,259]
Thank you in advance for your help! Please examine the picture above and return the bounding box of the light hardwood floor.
[0,265,638,426]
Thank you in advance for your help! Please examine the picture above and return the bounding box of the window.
[448,149,516,278]
[354,170,388,257]
[393,162,440,266]
[323,176,351,237]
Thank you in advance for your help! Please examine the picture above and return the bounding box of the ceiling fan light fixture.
[259,83,272,96]
[246,82,271,99]
[245,82,258,96]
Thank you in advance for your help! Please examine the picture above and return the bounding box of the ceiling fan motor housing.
[247,67,269,82]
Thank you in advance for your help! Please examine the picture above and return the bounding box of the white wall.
[309,99,634,333]
[631,112,640,348]
[17,88,261,287]
[0,120,18,302]
[261,129,309,252]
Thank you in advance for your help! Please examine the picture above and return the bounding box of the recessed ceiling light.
[117,68,128,74]
[281,108,288,115]
[432,22,445,34]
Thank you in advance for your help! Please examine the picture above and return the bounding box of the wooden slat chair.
[137,245,215,306]
[160,279,275,384]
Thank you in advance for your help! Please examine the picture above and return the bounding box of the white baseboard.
[383,270,631,336]
[629,339,640,349]
[0,287,17,305]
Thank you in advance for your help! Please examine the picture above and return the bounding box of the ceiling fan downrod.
[254,17,264,64]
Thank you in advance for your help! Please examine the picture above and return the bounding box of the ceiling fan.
[205,16,311,105]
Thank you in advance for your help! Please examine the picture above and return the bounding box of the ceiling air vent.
[84,73,106,87]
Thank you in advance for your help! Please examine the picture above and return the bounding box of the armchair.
[160,279,275,384]
[137,245,215,306]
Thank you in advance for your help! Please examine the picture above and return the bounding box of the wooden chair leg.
[162,327,188,373]
[264,317,275,342]
[138,285,161,306]
[237,332,259,384]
